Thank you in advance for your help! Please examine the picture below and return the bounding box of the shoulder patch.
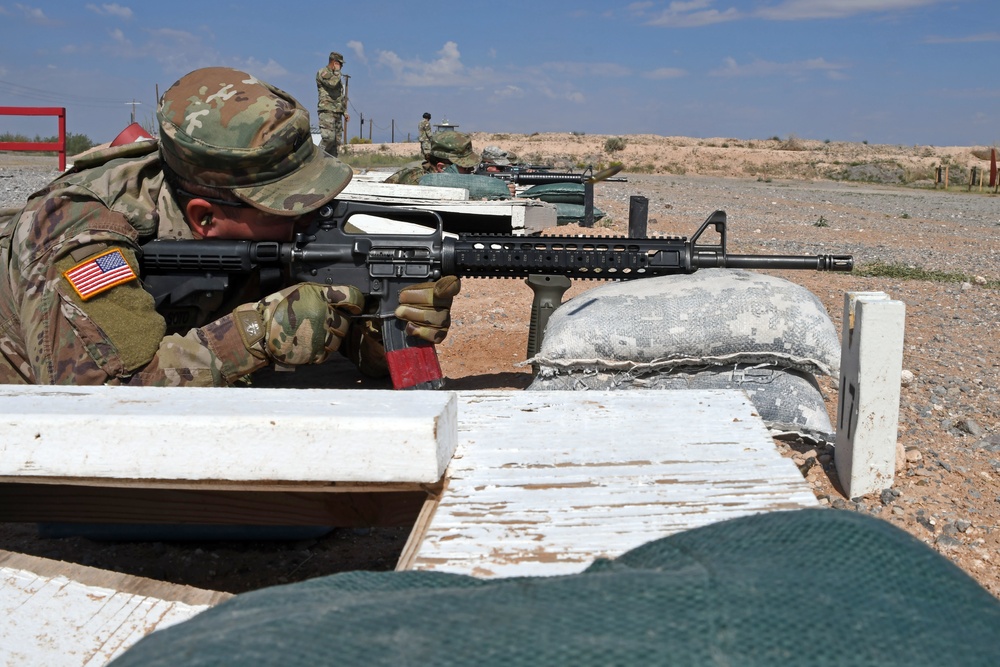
[63,248,137,300]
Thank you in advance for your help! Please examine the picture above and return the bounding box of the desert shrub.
[779,134,805,151]
[349,137,372,145]
[604,136,627,153]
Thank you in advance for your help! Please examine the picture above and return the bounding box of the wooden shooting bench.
[0,386,818,665]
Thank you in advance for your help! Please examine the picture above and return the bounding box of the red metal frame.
[0,106,67,171]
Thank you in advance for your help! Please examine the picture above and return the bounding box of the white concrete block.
[835,292,906,498]
[0,386,456,484]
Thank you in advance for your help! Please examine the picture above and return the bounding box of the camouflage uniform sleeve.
[316,68,345,114]
[18,200,266,386]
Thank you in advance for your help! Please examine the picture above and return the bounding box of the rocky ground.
[0,139,998,598]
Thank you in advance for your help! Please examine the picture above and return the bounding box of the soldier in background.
[418,112,432,158]
[0,67,458,386]
[384,131,515,198]
[384,130,482,185]
[316,51,350,156]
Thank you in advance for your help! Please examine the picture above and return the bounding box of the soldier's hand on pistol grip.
[394,276,461,344]
[234,283,364,365]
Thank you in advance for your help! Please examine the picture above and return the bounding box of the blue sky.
[0,1,997,147]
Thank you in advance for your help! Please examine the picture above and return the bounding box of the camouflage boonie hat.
[428,131,480,168]
[157,67,352,216]
[329,52,344,63]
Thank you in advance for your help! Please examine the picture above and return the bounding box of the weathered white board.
[0,386,456,484]
[341,179,470,201]
[403,390,819,578]
[337,180,557,234]
[0,550,230,667]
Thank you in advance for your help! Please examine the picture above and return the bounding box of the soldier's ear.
[184,198,215,235]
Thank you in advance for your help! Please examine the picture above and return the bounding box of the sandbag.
[110,509,1000,667]
[529,269,841,379]
[418,172,512,200]
[554,202,605,225]
[520,182,586,205]
[527,364,834,443]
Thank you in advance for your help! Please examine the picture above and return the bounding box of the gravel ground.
[1,154,999,598]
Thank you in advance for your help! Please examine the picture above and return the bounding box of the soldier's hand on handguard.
[234,283,364,365]
[394,276,461,344]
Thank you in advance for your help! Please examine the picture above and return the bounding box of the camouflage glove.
[394,276,461,344]
[234,283,364,365]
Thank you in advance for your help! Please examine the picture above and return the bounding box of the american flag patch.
[63,248,138,300]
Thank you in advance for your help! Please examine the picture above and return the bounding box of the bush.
[349,137,372,145]
[0,131,94,156]
[604,136,627,153]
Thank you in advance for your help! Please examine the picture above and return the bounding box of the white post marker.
[835,291,906,498]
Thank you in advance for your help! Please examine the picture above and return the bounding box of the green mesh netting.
[111,509,1000,666]
[520,182,586,205]
[554,202,605,224]
[418,172,512,200]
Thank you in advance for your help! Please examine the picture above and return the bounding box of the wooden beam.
[0,483,430,528]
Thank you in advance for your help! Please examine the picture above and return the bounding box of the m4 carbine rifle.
[482,164,628,185]
[140,201,853,390]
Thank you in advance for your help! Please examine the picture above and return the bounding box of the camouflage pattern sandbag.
[528,268,841,379]
[418,172,513,200]
[528,364,835,443]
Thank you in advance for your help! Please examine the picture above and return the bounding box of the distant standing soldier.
[418,112,432,157]
[317,51,350,156]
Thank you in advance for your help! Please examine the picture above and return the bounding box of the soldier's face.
[183,193,305,242]
[220,209,304,242]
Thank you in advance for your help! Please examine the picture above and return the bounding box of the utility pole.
[368,118,373,142]
[125,99,140,124]
[342,74,350,146]
[359,112,364,140]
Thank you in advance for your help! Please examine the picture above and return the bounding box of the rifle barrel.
[694,253,855,272]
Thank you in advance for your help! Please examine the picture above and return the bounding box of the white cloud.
[636,0,942,27]
[645,67,687,79]
[642,0,743,27]
[241,58,288,80]
[924,31,1000,44]
[710,55,849,80]
[755,0,940,20]
[536,61,632,78]
[490,85,525,100]
[86,3,133,19]
[13,3,50,22]
[376,41,499,87]
[347,40,367,66]
[109,27,128,45]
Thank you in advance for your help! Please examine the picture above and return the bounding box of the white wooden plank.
[337,183,557,235]
[341,179,470,201]
[407,390,818,578]
[0,386,456,484]
[0,551,227,667]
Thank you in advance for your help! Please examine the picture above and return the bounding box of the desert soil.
[0,135,998,598]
